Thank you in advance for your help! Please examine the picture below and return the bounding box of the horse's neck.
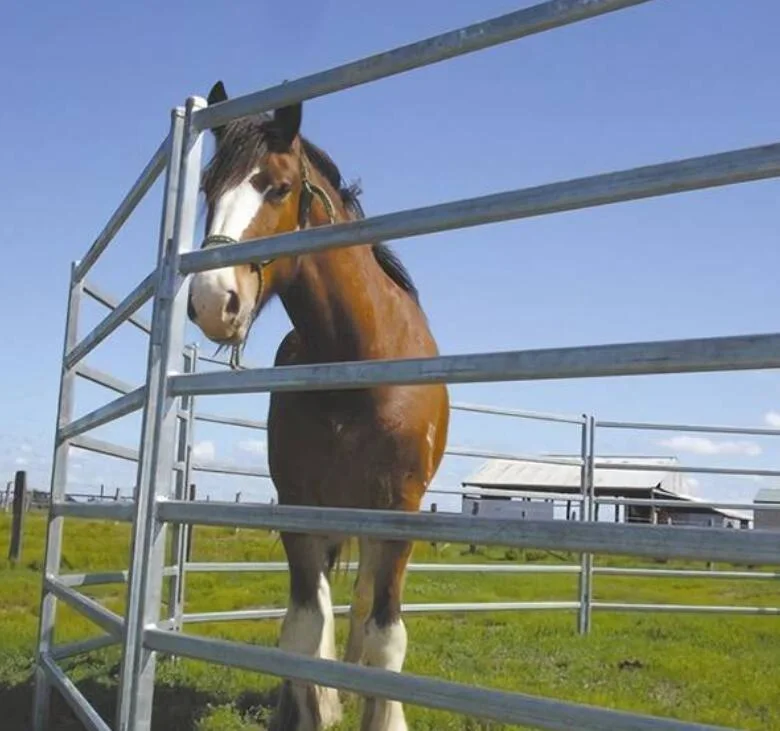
[280,246,398,363]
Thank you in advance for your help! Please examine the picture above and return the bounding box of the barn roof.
[462,456,752,522]
[462,455,685,494]
[754,488,780,504]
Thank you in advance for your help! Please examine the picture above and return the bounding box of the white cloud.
[658,435,762,457]
[238,439,266,455]
[20,443,33,453]
[14,456,28,466]
[192,441,215,462]
[764,411,780,428]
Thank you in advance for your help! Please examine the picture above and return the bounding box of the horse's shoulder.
[274,330,305,367]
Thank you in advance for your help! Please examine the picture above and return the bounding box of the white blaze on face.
[188,168,266,339]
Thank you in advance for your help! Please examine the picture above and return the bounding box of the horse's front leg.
[272,532,342,731]
[359,537,413,731]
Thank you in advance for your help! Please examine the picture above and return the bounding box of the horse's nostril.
[187,296,197,322]
[225,290,240,316]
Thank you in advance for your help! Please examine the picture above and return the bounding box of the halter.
[200,154,337,369]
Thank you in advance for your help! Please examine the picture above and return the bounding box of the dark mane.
[201,114,421,307]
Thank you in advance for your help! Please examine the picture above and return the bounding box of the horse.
[186,81,450,731]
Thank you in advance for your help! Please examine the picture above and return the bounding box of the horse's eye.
[267,182,292,202]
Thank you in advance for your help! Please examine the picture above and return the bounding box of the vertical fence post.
[115,98,199,731]
[9,470,27,565]
[32,262,82,730]
[167,343,197,632]
[185,483,196,562]
[576,415,592,635]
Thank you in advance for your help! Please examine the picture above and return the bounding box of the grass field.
[1,512,779,730]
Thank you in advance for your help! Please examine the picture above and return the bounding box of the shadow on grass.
[0,671,281,730]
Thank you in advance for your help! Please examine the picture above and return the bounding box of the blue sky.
[2,0,780,511]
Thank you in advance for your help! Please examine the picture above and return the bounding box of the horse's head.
[187,80,316,355]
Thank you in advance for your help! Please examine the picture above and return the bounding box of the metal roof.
[462,456,685,494]
[754,488,780,504]
[462,456,752,522]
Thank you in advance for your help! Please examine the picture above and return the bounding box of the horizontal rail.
[451,401,585,425]
[193,0,650,130]
[183,561,582,574]
[74,138,168,283]
[594,460,780,479]
[434,487,585,500]
[157,501,780,565]
[446,445,582,466]
[51,500,135,521]
[191,461,271,478]
[40,654,112,731]
[44,577,124,638]
[596,567,780,580]
[181,601,580,624]
[194,411,268,430]
[145,628,731,731]
[83,280,152,334]
[168,333,780,397]
[50,633,118,662]
[58,566,176,588]
[179,143,780,275]
[70,435,139,463]
[597,418,780,437]
[594,496,765,511]
[65,271,156,369]
[58,387,146,442]
[181,561,780,580]
[592,602,780,615]
[74,364,134,395]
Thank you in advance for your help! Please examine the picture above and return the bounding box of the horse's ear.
[207,81,228,141]
[273,103,302,148]
[207,80,228,106]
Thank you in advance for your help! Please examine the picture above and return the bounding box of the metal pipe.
[191,461,271,478]
[179,143,780,275]
[74,364,134,395]
[44,577,124,638]
[593,460,780,478]
[144,629,732,731]
[32,262,82,731]
[157,500,780,565]
[446,446,581,466]
[451,401,585,425]
[116,99,200,731]
[70,435,139,462]
[591,602,780,615]
[181,601,581,624]
[73,139,168,283]
[39,654,112,731]
[594,496,765,511]
[194,411,267,430]
[596,418,780,437]
[50,634,118,662]
[58,387,146,442]
[51,501,134,522]
[65,270,156,369]
[169,332,780,397]
[83,280,152,334]
[193,0,652,130]
[183,561,583,574]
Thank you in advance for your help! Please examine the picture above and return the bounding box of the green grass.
[1,513,779,729]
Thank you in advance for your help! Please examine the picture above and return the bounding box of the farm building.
[753,488,780,531]
[461,456,751,529]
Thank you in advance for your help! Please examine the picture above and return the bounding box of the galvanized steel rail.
[32,1,780,730]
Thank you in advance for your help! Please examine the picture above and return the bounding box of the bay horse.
[186,81,450,731]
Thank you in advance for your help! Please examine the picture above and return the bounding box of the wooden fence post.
[9,470,27,565]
